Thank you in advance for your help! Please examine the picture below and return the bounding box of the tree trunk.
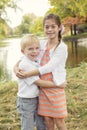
[70,25,73,35]
[74,24,77,35]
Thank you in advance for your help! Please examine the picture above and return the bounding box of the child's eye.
[51,25,56,29]
[36,47,40,50]
[44,25,57,29]
[28,48,33,50]
[44,26,49,29]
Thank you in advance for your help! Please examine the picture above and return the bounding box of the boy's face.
[22,42,40,61]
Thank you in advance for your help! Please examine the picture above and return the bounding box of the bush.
[76,23,87,34]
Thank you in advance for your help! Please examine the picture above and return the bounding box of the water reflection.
[0,49,11,81]
[0,38,22,81]
[66,38,87,67]
[0,37,87,81]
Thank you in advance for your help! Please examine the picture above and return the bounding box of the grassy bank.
[63,32,87,42]
[0,62,87,130]
[66,62,87,130]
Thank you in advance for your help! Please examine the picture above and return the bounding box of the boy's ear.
[21,49,24,53]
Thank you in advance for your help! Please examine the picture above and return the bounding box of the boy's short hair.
[20,34,40,50]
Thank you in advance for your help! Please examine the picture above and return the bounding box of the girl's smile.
[44,19,60,39]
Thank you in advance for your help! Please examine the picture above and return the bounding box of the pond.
[0,37,87,81]
[66,38,87,67]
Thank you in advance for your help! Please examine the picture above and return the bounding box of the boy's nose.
[33,49,37,52]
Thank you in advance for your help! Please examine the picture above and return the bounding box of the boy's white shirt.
[17,56,39,98]
[38,39,68,86]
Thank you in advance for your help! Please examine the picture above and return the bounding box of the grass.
[0,62,87,130]
[0,81,20,130]
[0,41,8,47]
[65,62,87,130]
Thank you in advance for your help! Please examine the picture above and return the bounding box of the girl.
[14,14,68,130]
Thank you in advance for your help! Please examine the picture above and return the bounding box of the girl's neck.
[47,38,60,49]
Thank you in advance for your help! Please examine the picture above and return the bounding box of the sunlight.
[6,0,50,28]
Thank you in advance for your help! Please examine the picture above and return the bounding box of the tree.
[30,17,43,35]
[0,0,19,20]
[0,0,19,37]
[48,0,87,35]
[48,0,87,19]
[14,13,36,35]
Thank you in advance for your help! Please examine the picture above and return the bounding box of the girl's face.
[22,42,40,61]
[44,19,60,39]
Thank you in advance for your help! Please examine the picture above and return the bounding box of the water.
[66,38,87,67]
[0,37,87,81]
[0,38,22,81]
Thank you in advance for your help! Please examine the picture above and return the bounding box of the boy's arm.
[34,79,66,88]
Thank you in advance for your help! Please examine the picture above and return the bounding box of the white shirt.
[17,56,39,98]
[38,40,68,86]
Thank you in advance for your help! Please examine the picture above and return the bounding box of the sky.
[6,0,51,28]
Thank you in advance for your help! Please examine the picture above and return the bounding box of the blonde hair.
[20,34,40,50]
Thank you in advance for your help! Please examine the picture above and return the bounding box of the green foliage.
[30,17,43,35]
[14,13,37,35]
[0,0,19,38]
[0,23,8,38]
[0,0,18,16]
[15,15,31,34]
[14,14,44,36]
[76,23,87,33]
[48,0,87,19]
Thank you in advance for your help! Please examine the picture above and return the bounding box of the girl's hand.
[14,66,26,79]
[15,69,28,79]
[13,60,25,78]
[18,70,29,78]
[58,82,67,89]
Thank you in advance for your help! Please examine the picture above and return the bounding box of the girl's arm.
[13,60,21,73]
[22,68,40,77]
[38,44,68,75]
[13,61,66,88]
[34,79,66,88]
[13,60,40,78]
[13,60,25,78]
[19,44,68,78]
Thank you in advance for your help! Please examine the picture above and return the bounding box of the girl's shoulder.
[60,40,67,46]
[54,40,68,53]
[58,40,67,49]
